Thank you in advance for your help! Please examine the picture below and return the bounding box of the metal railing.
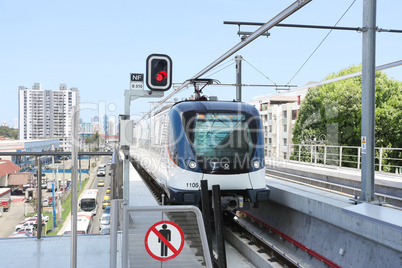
[109,200,213,268]
[281,144,402,174]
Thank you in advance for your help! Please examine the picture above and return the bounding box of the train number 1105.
[186,182,199,188]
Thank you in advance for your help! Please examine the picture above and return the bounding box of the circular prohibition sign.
[144,220,185,261]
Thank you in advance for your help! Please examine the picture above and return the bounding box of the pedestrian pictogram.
[361,136,367,154]
[144,220,185,261]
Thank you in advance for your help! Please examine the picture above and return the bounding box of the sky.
[1,0,401,126]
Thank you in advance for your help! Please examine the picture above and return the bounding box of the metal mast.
[360,0,377,203]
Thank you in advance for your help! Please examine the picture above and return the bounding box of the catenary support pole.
[360,0,377,202]
[235,55,243,102]
[141,0,312,119]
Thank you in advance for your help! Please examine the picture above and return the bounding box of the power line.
[139,0,313,122]
[287,0,357,85]
[205,59,235,78]
[243,58,277,85]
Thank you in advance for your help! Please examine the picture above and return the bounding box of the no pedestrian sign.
[144,220,185,261]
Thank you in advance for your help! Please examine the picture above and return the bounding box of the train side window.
[168,125,179,165]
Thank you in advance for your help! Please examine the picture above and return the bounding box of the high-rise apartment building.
[18,83,80,151]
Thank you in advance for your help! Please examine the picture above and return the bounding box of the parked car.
[9,232,31,238]
[15,219,37,232]
[13,226,35,236]
[28,214,49,223]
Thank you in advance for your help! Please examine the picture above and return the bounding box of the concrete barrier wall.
[247,179,402,267]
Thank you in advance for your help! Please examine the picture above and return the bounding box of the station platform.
[128,161,257,267]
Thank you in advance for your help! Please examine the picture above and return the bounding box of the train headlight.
[188,161,197,169]
[253,160,260,169]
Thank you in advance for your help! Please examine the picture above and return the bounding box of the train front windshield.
[188,112,257,173]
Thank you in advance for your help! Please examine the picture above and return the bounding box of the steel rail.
[240,211,342,268]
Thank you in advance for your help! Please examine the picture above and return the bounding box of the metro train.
[131,100,270,209]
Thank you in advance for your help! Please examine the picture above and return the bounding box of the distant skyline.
[1,0,401,127]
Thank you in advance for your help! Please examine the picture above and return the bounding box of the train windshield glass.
[189,113,255,166]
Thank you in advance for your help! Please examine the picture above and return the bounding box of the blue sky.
[1,0,401,126]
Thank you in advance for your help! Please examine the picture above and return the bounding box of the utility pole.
[235,55,243,102]
[360,0,377,203]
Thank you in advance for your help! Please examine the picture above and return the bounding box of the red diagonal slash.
[151,226,178,255]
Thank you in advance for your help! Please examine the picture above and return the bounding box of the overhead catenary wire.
[243,58,277,86]
[205,59,236,78]
[286,0,357,85]
[139,0,313,122]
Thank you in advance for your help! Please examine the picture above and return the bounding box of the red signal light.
[146,54,172,91]
[156,71,167,82]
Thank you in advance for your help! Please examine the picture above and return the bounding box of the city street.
[0,156,107,238]
[0,199,34,238]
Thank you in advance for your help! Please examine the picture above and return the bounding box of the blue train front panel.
[165,101,269,205]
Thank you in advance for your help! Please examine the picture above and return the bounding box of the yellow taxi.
[102,195,111,209]
[102,199,111,209]
[97,180,105,187]
[106,187,111,195]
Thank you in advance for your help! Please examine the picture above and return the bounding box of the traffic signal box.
[146,54,172,91]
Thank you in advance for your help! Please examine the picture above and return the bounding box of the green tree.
[292,65,402,169]
[0,126,18,139]
[84,132,100,151]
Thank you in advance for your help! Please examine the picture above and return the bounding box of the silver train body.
[131,101,269,209]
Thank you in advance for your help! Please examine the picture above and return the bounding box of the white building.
[108,116,117,136]
[18,83,80,151]
[249,90,306,160]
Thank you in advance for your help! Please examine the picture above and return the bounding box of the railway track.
[225,210,345,268]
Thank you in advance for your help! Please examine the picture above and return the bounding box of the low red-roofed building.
[0,160,22,187]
